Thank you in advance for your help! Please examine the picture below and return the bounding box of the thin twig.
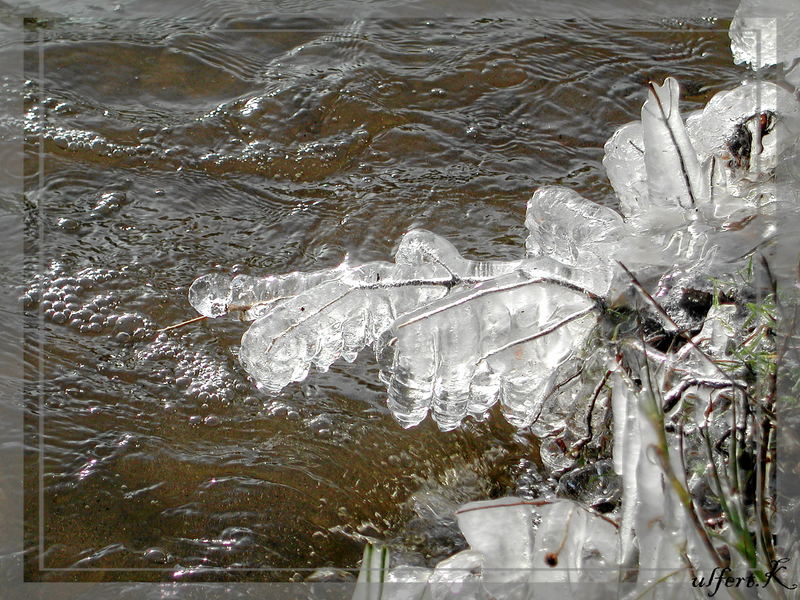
[569,369,612,456]
[618,261,738,388]
[662,376,747,414]
[454,498,619,530]
[157,314,209,332]
[395,273,604,331]
[646,80,697,208]
[480,305,598,361]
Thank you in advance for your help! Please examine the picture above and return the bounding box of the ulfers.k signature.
[692,558,798,597]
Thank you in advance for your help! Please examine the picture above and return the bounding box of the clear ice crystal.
[555,459,621,511]
[525,186,623,296]
[602,121,648,219]
[396,229,524,279]
[455,498,536,579]
[729,0,800,70]
[428,550,488,600]
[377,270,599,430]
[640,77,707,216]
[384,567,432,600]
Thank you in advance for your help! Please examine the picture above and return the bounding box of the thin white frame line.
[28,22,774,576]
[22,28,734,33]
[38,566,683,571]
[37,29,46,573]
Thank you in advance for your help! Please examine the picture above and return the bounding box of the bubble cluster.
[22,267,155,342]
[23,263,250,412]
[137,337,244,406]
[23,95,168,164]
[91,191,128,217]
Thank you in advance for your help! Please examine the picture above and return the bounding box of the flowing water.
[5,0,748,584]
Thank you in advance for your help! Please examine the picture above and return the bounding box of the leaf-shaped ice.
[189,265,346,319]
[641,77,707,214]
[195,226,603,401]
[185,72,789,439]
[378,269,600,430]
[239,262,451,393]
[524,186,624,296]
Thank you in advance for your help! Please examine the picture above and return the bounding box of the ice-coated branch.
[479,304,598,362]
[184,69,797,436]
[662,376,747,414]
[378,270,601,430]
[391,271,604,335]
[642,78,706,210]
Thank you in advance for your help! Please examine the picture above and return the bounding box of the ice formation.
[340,3,798,597]
[377,271,599,430]
[189,71,797,432]
[366,498,620,599]
[729,0,800,71]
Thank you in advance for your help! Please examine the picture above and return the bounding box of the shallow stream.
[7,0,748,583]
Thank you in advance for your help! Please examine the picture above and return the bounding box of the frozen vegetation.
[187,2,800,598]
[190,71,798,432]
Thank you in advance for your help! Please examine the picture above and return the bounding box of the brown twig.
[157,314,209,332]
[454,498,620,530]
[662,376,747,414]
[617,261,739,388]
[569,369,612,457]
